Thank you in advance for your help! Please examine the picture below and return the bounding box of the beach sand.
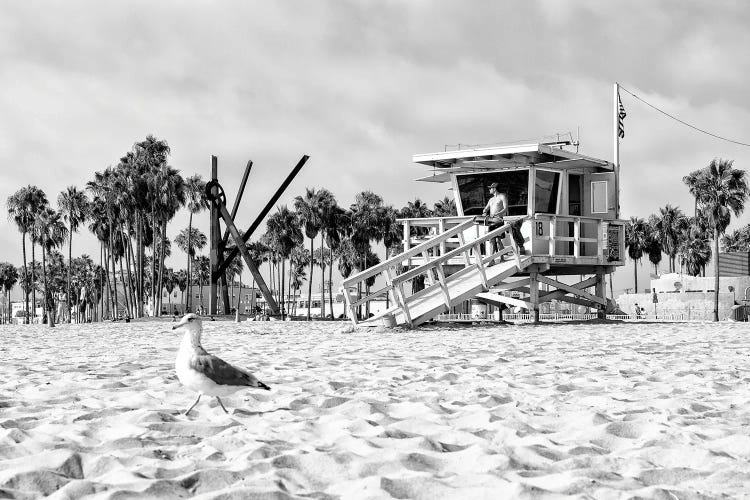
[0,319,748,499]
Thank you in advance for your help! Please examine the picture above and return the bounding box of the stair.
[359,257,530,327]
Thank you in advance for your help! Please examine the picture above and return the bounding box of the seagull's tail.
[245,372,271,391]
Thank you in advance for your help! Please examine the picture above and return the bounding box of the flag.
[617,91,626,139]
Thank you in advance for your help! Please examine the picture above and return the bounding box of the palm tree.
[176,269,188,313]
[350,192,386,308]
[183,175,208,312]
[265,206,303,319]
[680,236,712,277]
[334,237,359,319]
[33,207,69,325]
[0,262,19,323]
[7,186,47,323]
[650,205,685,273]
[401,197,434,238]
[645,215,663,275]
[175,226,207,313]
[313,246,333,316]
[433,196,457,217]
[294,188,324,320]
[684,159,749,321]
[194,255,210,313]
[321,201,347,318]
[246,241,268,314]
[163,267,177,315]
[150,165,186,315]
[17,263,40,320]
[625,216,648,293]
[721,225,750,252]
[58,186,89,322]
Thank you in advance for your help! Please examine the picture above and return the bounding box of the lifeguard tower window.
[591,181,608,213]
[568,174,582,216]
[457,171,529,216]
[534,170,560,214]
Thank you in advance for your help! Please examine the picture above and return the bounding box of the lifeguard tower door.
[583,172,617,219]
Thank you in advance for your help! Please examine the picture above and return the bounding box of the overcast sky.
[2,1,749,296]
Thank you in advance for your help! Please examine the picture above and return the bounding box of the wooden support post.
[386,268,411,327]
[473,243,489,290]
[530,271,540,323]
[209,156,220,315]
[342,286,358,324]
[438,219,446,256]
[434,264,451,311]
[403,221,411,266]
[457,232,472,267]
[421,251,435,286]
[596,267,606,319]
[549,217,556,256]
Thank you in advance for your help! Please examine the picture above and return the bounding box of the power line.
[618,84,750,147]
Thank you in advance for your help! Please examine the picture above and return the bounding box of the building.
[343,140,626,327]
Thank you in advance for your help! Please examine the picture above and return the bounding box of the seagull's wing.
[190,348,270,390]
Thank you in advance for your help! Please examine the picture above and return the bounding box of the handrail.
[342,218,476,287]
[391,221,516,287]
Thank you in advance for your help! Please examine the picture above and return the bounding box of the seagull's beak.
[172,318,185,330]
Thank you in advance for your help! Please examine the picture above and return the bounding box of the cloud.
[1,0,749,298]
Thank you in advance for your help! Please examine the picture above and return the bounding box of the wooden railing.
[530,214,625,263]
[341,217,529,324]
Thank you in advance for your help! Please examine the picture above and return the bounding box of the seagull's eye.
[187,317,193,322]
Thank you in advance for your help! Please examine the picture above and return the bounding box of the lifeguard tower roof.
[413,141,613,183]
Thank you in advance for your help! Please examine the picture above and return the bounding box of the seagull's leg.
[185,394,201,415]
[216,396,229,414]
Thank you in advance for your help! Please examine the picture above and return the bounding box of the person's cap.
[489,182,498,189]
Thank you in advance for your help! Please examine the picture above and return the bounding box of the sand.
[0,319,749,499]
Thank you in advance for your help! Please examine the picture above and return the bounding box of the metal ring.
[204,179,227,206]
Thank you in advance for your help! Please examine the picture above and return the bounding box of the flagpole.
[613,82,620,219]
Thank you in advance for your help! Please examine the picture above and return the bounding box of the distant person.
[79,286,87,323]
[632,302,641,319]
[56,291,68,323]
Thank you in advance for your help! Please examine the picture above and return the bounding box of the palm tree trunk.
[328,260,334,319]
[21,232,29,324]
[307,238,314,320]
[186,212,193,312]
[42,244,53,327]
[288,260,293,318]
[136,214,143,317]
[67,221,73,322]
[125,228,137,317]
[236,275,242,320]
[108,232,119,319]
[713,228,720,322]
[151,204,157,311]
[157,219,167,316]
[31,241,36,322]
[119,254,131,318]
[633,259,638,294]
[281,259,286,319]
[320,234,325,319]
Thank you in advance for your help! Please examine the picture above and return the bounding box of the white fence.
[436,308,740,323]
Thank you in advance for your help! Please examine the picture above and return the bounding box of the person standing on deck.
[482,182,509,261]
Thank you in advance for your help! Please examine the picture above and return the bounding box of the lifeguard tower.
[342,140,626,327]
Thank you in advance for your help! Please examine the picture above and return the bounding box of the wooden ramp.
[360,257,529,327]
[342,217,533,328]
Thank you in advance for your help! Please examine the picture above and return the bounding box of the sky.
[2,0,750,300]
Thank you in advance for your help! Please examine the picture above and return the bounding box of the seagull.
[173,313,270,415]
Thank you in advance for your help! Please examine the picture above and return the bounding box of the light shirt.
[483,193,507,217]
